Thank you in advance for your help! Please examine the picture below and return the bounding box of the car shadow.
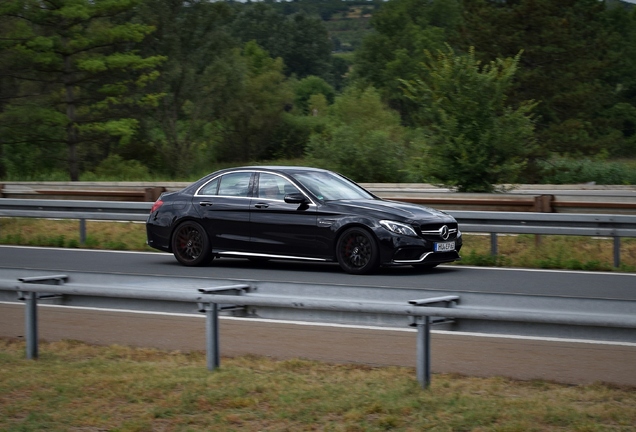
[201,257,462,276]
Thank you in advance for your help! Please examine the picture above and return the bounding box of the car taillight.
[150,199,164,213]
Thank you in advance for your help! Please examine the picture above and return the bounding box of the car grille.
[418,222,459,241]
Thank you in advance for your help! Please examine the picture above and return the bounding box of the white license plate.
[434,241,455,252]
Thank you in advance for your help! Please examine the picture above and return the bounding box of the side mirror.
[284,193,309,204]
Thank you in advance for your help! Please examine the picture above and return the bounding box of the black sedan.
[146,166,462,274]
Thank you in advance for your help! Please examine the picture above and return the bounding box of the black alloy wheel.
[171,221,212,266]
[336,227,379,275]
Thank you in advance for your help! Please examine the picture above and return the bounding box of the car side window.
[258,173,299,200]
[199,172,252,197]
[199,178,219,195]
[218,172,252,197]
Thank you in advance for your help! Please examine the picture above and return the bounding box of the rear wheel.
[171,221,212,266]
[336,227,380,275]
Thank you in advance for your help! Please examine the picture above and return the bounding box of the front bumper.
[392,249,461,265]
[376,229,463,266]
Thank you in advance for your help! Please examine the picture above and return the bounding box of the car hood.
[323,199,456,224]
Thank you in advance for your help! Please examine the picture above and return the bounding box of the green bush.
[401,47,536,192]
[306,87,408,182]
[81,155,153,181]
[537,156,636,184]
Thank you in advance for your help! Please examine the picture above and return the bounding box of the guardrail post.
[413,315,431,388]
[79,219,87,245]
[408,296,460,388]
[17,275,68,360]
[24,292,38,359]
[198,285,250,371]
[614,237,621,268]
[199,302,220,371]
[145,187,165,202]
[490,233,498,256]
[533,195,554,213]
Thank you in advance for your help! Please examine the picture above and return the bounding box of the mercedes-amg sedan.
[146,166,462,274]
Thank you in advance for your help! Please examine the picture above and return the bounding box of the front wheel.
[336,227,380,275]
[171,221,212,266]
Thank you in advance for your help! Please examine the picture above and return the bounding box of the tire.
[171,221,213,266]
[336,227,380,275]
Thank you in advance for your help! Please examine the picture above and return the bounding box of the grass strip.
[1,338,635,431]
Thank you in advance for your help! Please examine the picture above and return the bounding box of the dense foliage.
[401,47,537,192]
[1,0,635,189]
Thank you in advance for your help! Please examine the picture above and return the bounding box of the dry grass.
[0,218,635,271]
[460,234,636,272]
[0,218,153,251]
[1,338,635,431]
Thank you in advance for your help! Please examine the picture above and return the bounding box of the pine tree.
[0,0,164,180]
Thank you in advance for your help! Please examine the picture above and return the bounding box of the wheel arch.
[332,222,378,253]
[167,216,205,253]
[333,220,400,264]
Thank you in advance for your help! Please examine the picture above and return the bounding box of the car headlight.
[379,220,418,237]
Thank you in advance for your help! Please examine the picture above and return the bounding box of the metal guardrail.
[2,274,459,388]
[0,198,150,221]
[1,198,635,266]
[2,182,636,214]
[365,184,636,214]
[2,272,635,387]
[0,199,149,244]
[455,210,636,267]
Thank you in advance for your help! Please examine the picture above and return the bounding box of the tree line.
[1,0,635,191]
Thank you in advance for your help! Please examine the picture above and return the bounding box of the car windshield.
[293,171,375,201]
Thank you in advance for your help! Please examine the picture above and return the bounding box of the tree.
[0,0,164,180]
[352,0,463,122]
[135,0,239,177]
[458,0,629,157]
[401,47,536,192]
[306,87,407,182]
[230,3,333,80]
[601,3,636,156]
[293,76,335,115]
[214,41,294,162]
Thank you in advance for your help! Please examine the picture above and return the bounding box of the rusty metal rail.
[0,183,166,202]
[1,182,635,214]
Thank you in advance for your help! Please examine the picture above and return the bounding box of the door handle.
[199,201,214,207]
[254,203,269,209]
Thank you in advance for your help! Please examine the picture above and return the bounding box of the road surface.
[1,246,635,386]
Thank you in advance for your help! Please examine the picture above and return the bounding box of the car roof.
[242,166,329,173]
[209,166,332,176]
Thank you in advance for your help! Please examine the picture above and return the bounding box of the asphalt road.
[1,245,635,300]
[2,246,635,386]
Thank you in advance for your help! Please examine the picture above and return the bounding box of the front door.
[249,172,320,258]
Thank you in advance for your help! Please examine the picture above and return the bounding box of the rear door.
[192,171,254,252]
